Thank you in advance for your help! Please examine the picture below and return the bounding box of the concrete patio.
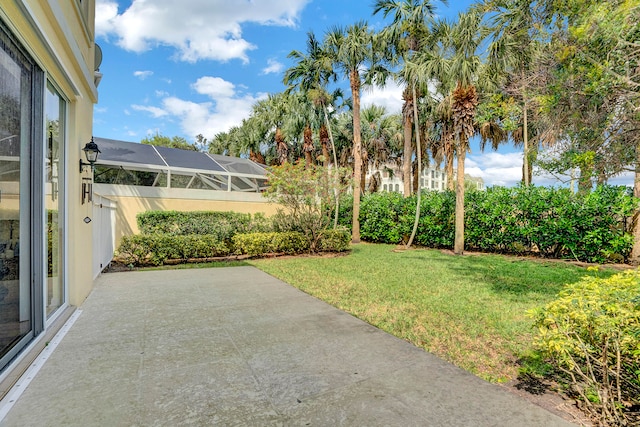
[0,266,574,426]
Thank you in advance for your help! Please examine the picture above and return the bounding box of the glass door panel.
[0,41,30,360]
[45,83,64,318]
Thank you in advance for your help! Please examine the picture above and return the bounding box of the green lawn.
[248,243,612,382]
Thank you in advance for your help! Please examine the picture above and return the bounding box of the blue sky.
[93,0,631,187]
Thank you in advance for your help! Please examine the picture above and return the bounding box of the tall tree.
[538,0,640,262]
[284,32,340,165]
[443,10,485,255]
[252,93,294,165]
[373,0,444,197]
[326,22,389,243]
[284,31,344,226]
[484,0,544,186]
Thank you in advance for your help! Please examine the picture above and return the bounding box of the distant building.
[367,163,448,193]
[367,164,485,193]
[464,174,485,191]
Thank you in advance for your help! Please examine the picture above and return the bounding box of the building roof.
[93,137,267,177]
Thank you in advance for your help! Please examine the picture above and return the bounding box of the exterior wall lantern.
[80,137,100,205]
[79,137,100,172]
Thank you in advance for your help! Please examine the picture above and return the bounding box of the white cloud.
[262,59,284,75]
[95,0,119,38]
[132,76,266,138]
[192,76,236,98]
[96,0,310,63]
[361,80,403,115]
[465,152,524,187]
[133,70,154,80]
[131,104,168,118]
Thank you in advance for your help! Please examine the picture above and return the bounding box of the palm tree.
[430,92,456,189]
[252,92,296,165]
[438,10,485,255]
[400,17,450,246]
[373,0,445,197]
[325,22,389,243]
[284,31,344,226]
[361,105,403,192]
[210,119,267,164]
[484,0,542,185]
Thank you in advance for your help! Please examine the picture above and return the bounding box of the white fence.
[92,194,117,278]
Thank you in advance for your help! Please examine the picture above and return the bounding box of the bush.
[335,193,353,231]
[317,227,351,252]
[116,234,230,266]
[136,210,270,241]
[232,232,309,256]
[415,190,456,248]
[264,161,352,251]
[530,269,640,425]
[359,192,408,243]
[345,185,635,262]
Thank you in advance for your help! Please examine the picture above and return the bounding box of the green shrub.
[347,185,634,262]
[530,269,640,425]
[317,227,351,252]
[415,190,456,248]
[136,210,270,241]
[116,234,229,266]
[359,192,407,243]
[232,233,276,256]
[232,232,310,256]
[335,193,354,230]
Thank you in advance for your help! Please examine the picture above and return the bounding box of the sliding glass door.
[0,21,43,370]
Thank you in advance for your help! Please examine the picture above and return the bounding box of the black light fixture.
[80,137,100,205]
[79,137,100,173]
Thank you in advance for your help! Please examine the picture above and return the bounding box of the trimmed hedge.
[115,228,351,267]
[318,227,352,252]
[137,210,271,241]
[233,228,351,256]
[337,185,635,262]
[232,232,309,256]
[117,234,230,266]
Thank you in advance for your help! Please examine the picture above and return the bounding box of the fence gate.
[92,194,117,278]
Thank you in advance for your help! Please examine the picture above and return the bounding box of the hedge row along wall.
[337,185,635,263]
[115,211,350,266]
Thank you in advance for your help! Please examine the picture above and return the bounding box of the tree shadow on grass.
[415,252,592,300]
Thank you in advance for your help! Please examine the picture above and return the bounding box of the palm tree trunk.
[303,125,313,166]
[578,166,592,195]
[412,158,419,193]
[407,83,422,248]
[320,124,330,168]
[275,128,288,165]
[454,144,466,255]
[523,97,529,186]
[446,150,454,190]
[630,143,640,264]
[249,149,265,165]
[323,106,340,229]
[350,69,363,243]
[403,112,413,197]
